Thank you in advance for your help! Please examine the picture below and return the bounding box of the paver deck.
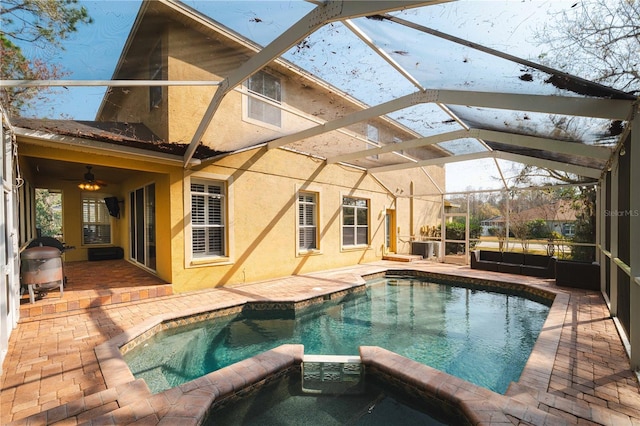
[1,260,639,425]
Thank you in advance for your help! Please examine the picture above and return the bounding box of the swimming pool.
[123,276,550,394]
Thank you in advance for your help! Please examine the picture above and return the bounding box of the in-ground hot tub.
[205,355,453,425]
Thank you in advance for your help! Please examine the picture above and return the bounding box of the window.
[191,180,225,257]
[342,197,368,247]
[562,223,576,237]
[149,41,162,110]
[367,124,379,160]
[246,71,281,127]
[82,196,111,245]
[298,192,317,251]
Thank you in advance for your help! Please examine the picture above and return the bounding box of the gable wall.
[94,7,446,291]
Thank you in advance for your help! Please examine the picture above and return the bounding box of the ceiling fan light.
[78,182,101,191]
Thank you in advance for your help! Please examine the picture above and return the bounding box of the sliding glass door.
[129,183,156,271]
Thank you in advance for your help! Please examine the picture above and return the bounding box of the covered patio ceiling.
[6,0,638,190]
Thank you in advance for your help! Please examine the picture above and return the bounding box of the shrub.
[526,219,551,239]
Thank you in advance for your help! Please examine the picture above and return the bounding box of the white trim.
[0,108,19,372]
[0,79,221,87]
[183,171,234,268]
[241,71,285,132]
[340,191,371,250]
[295,184,323,257]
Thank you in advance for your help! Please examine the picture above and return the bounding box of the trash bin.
[20,246,64,303]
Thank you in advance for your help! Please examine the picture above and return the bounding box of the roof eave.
[14,127,200,167]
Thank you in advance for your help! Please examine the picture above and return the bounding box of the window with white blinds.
[298,192,317,251]
[191,180,225,257]
[342,196,368,247]
[82,196,111,245]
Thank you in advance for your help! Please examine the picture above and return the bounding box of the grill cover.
[20,246,63,288]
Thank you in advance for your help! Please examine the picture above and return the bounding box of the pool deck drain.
[2,261,639,425]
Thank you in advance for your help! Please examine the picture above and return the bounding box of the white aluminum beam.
[610,161,620,316]
[436,90,632,120]
[268,90,439,150]
[476,129,611,160]
[328,127,609,164]
[268,88,632,154]
[370,151,493,173]
[629,105,640,370]
[342,19,424,91]
[493,157,509,191]
[494,152,601,179]
[184,0,440,166]
[369,150,601,178]
[327,129,468,164]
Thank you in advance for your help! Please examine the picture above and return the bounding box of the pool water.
[124,277,550,394]
[206,372,450,425]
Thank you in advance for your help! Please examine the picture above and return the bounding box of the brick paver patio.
[1,260,639,425]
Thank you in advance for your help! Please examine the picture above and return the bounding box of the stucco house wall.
[170,146,396,292]
[17,0,445,293]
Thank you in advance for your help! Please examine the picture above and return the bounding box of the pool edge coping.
[93,268,570,425]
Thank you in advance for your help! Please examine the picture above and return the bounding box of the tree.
[0,0,92,115]
[536,0,639,95]
[514,167,597,260]
[530,1,639,261]
[35,189,62,237]
[527,219,551,240]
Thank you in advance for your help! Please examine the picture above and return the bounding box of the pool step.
[302,354,364,395]
[382,254,423,262]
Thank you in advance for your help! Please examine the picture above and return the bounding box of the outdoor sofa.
[555,260,600,291]
[471,250,556,278]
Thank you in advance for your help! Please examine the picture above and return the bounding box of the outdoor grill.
[20,237,71,303]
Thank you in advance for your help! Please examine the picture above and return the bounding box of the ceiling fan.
[77,166,107,191]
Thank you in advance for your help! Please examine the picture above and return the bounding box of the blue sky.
[15,0,577,191]
[19,0,573,120]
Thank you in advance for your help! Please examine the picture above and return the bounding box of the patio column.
[629,108,640,371]
[505,192,510,251]
[465,196,470,265]
[597,181,606,294]
[440,193,445,262]
[609,160,619,316]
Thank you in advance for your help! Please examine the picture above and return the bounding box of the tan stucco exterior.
[17,0,446,293]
